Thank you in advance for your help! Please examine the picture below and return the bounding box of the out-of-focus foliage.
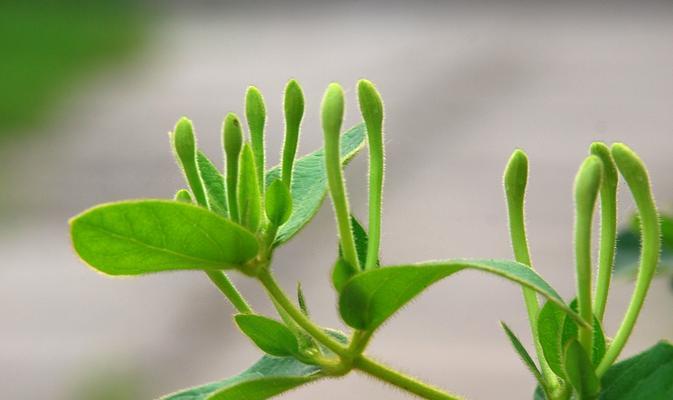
[614,213,673,288]
[0,1,145,137]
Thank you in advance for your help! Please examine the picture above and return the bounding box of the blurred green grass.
[0,1,145,138]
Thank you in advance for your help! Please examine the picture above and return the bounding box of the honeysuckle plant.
[69,79,672,400]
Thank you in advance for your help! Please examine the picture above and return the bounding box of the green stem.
[503,150,557,389]
[596,144,660,377]
[354,356,462,400]
[322,83,360,271]
[358,80,384,270]
[590,143,618,322]
[206,271,253,314]
[573,156,603,358]
[258,270,348,357]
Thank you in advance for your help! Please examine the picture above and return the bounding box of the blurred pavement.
[1,2,673,399]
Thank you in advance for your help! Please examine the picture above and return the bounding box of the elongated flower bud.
[573,155,603,357]
[589,142,618,322]
[172,117,207,207]
[246,86,266,193]
[223,113,243,221]
[597,143,660,375]
[358,79,384,271]
[238,144,262,232]
[322,83,359,272]
[282,79,305,187]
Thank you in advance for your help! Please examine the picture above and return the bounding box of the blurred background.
[1,1,673,399]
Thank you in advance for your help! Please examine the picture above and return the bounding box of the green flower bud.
[237,144,262,232]
[174,189,193,203]
[246,86,266,193]
[172,117,207,207]
[223,112,244,221]
[265,179,292,227]
[282,79,305,187]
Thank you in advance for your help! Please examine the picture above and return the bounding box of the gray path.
[2,3,673,399]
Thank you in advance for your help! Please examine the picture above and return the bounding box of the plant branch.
[355,355,462,400]
[258,270,348,357]
[206,271,253,314]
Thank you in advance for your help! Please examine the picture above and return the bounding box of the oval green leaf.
[235,314,299,357]
[338,259,587,333]
[70,200,258,275]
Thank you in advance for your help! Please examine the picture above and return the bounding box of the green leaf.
[266,123,367,245]
[537,299,566,379]
[331,259,355,292]
[70,200,259,275]
[564,339,600,399]
[338,215,377,269]
[339,259,585,333]
[599,341,673,399]
[197,151,228,217]
[500,322,544,386]
[538,299,607,380]
[296,283,309,317]
[160,355,321,400]
[234,314,299,357]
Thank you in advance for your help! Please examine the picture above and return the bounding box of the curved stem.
[596,144,660,376]
[258,270,348,357]
[206,271,253,314]
[355,355,462,400]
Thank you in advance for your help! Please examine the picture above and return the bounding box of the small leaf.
[266,123,367,245]
[339,259,586,333]
[537,300,566,379]
[564,339,600,399]
[70,200,258,275]
[297,283,309,317]
[539,299,607,380]
[599,341,673,399]
[197,151,228,217]
[175,189,193,203]
[238,144,262,232]
[332,259,356,292]
[338,215,377,269]
[561,299,607,368]
[160,355,320,400]
[500,322,543,386]
[235,314,299,357]
[265,179,292,227]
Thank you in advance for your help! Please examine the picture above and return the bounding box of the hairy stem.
[573,156,603,357]
[596,144,660,376]
[355,356,462,400]
[258,270,348,357]
[590,143,618,322]
[206,271,253,314]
